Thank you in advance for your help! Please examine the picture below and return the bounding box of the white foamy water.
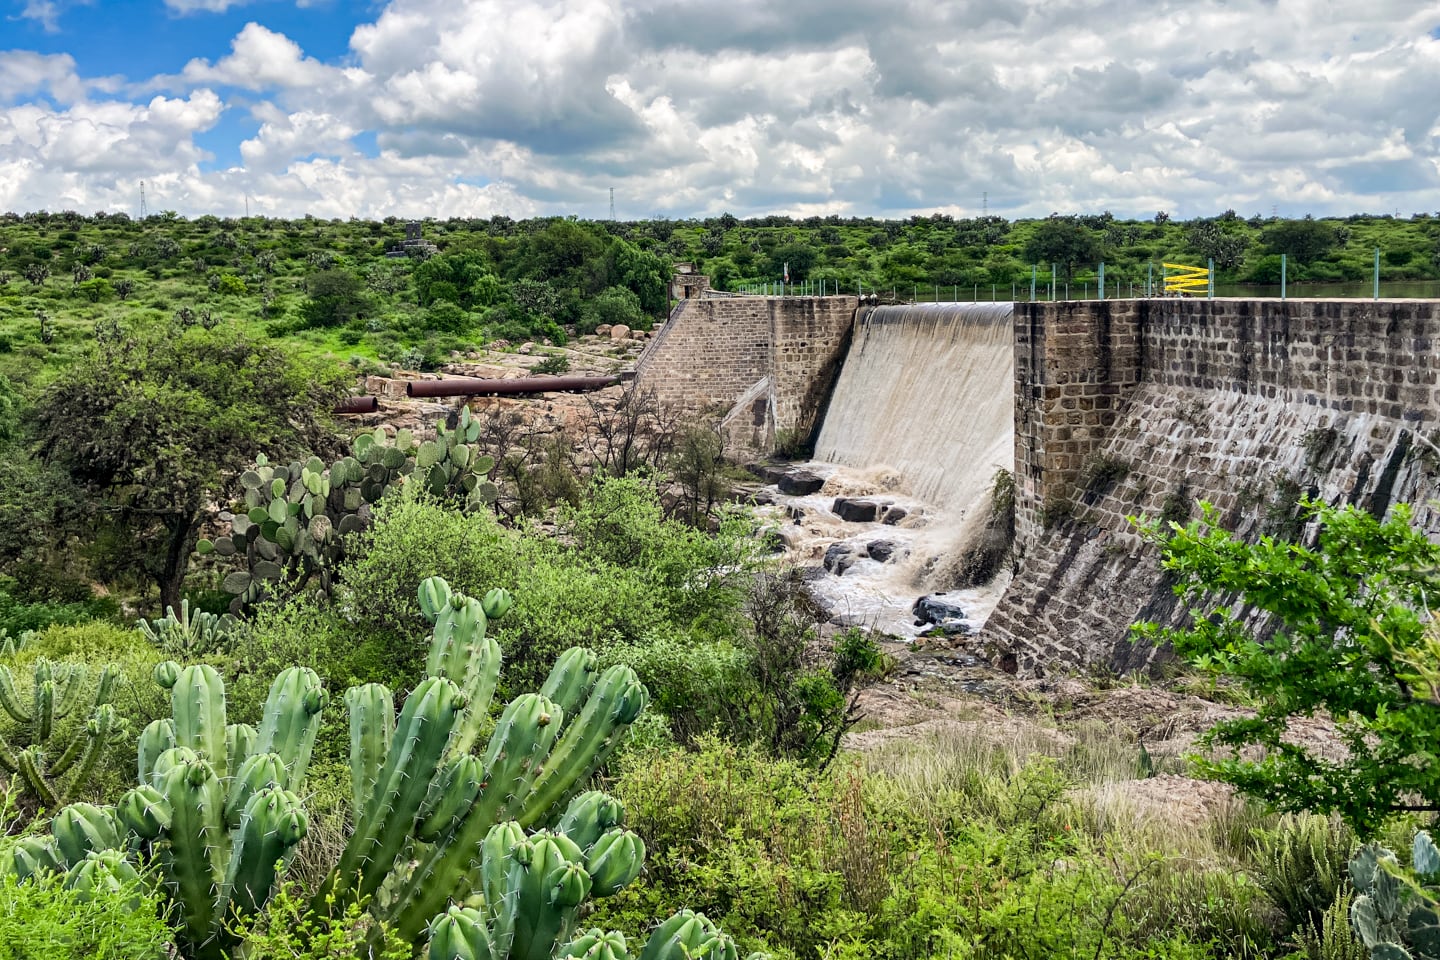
[758,465,1011,640]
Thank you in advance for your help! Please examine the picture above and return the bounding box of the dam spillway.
[814,302,1014,517]
[637,292,1440,676]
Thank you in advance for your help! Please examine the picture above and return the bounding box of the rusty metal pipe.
[333,396,380,414]
[405,375,621,398]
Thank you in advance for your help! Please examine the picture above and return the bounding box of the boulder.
[833,497,883,523]
[787,505,806,522]
[595,325,612,336]
[881,505,909,525]
[609,324,632,341]
[823,543,859,575]
[866,539,901,563]
[778,471,825,496]
[914,594,967,625]
[746,462,791,485]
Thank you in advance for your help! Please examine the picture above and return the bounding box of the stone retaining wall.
[988,298,1440,675]
[634,296,857,451]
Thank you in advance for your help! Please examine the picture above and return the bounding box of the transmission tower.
[139,180,147,219]
[609,187,615,220]
[982,191,988,216]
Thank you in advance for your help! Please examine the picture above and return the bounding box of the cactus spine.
[0,658,126,810]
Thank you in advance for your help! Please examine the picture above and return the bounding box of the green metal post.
[1374,247,1380,300]
[1208,258,1214,299]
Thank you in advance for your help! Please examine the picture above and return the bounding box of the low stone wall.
[988,298,1440,676]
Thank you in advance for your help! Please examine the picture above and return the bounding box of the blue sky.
[0,0,1437,220]
[8,1,359,77]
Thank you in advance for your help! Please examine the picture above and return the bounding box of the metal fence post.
[1208,258,1214,299]
[1374,248,1380,301]
[1281,255,1287,300]
[1099,262,1105,301]
[1030,266,1037,302]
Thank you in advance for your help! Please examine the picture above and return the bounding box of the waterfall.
[814,302,1014,517]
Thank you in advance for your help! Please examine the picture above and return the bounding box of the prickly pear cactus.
[1349,832,1440,960]
[199,407,498,611]
[0,658,126,810]
[137,599,236,657]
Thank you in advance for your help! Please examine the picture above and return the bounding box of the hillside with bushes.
[0,209,1438,958]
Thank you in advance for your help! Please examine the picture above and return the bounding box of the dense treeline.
[0,210,672,380]
[2,208,1437,387]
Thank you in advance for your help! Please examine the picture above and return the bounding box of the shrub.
[230,884,409,960]
[0,861,173,959]
[531,352,570,375]
[0,586,120,635]
[341,479,756,691]
[1135,501,1440,837]
[578,286,645,335]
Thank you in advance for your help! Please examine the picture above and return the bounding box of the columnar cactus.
[421,816,761,960]
[1349,831,1440,960]
[137,599,236,657]
[326,577,649,943]
[5,662,326,958]
[14,578,666,960]
[0,629,34,657]
[0,658,126,809]
[199,407,498,610]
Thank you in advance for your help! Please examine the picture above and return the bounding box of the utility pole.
[139,180,147,219]
[982,191,988,216]
[609,188,615,220]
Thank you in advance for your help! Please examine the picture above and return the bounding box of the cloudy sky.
[1,0,1438,221]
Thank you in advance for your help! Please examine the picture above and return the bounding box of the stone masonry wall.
[634,296,857,452]
[988,298,1440,676]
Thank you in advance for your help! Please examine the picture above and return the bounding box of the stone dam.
[634,294,1440,676]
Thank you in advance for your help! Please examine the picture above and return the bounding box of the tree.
[299,269,369,327]
[1185,218,1251,270]
[1022,217,1102,280]
[1262,217,1341,264]
[32,322,348,610]
[1135,500,1440,837]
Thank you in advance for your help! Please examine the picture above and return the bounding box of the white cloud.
[2,0,1439,218]
[0,51,85,103]
[163,0,249,13]
[178,22,344,91]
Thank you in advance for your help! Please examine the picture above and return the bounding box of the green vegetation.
[1137,500,1440,838]
[3,208,1440,959]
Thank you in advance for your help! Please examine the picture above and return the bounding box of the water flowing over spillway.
[759,302,1016,639]
[815,302,1014,515]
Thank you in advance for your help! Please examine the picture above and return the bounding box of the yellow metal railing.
[1162,262,1210,295]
